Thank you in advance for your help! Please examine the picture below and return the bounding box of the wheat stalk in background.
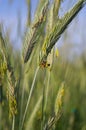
[0,27,17,130]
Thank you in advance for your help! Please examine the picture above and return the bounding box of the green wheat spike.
[40,0,86,64]
[23,0,49,63]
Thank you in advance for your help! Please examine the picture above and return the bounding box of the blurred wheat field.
[0,0,86,130]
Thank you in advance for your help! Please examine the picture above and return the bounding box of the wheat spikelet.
[7,70,17,118]
[23,0,49,63]
[0,27,17,118]
[0,49,7,79]
[40,0,86,66]
[44,112,62,130]
[54,82,65,116]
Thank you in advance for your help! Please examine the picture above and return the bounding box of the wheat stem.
[12,115,15,130]
[21,66,39,129]
[44,71,50,112]
[41,70,47,130]
[23,0,49,63]
[19,75,25,130]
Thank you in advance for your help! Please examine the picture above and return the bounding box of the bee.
[40,60,46,68]
[39,59,50,68]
